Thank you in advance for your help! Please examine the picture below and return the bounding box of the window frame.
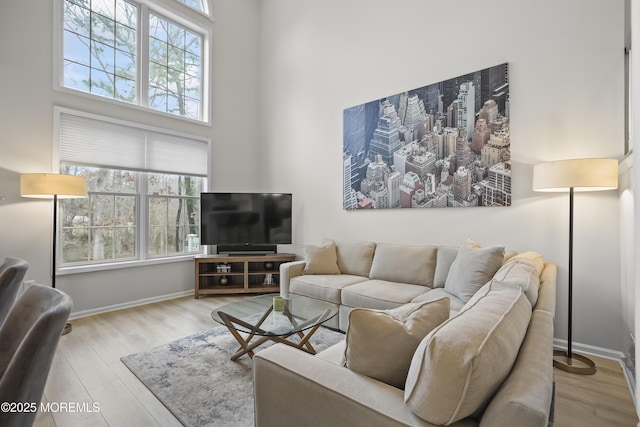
[54,107,210,276]
[53,0,213,125]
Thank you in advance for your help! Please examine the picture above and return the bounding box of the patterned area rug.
[121,326,344,427]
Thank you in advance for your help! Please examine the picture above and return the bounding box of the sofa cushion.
[433,246,458,288]
[410,287,465,312]
[341,280,430,310]
[344,298,450,389]
[509,251,544,276]
[290,275,368,304]
[493,259,540,306]
[444,239,504,302]
[302,241,341,275]
[324,238,376,277]
[404,281,532,425]
[479,310,554,427]
[368,243,437,287]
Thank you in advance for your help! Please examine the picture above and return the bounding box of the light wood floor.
[33,295,639,427]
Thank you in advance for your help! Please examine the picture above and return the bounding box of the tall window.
[60,0,210,122]
[57,108,208,267]
[178,0,205,13]
[148,14,201,118]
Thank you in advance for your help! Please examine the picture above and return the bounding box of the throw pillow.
[323,238,376,276]
[404,281,532,425]
[368,243,437,287]
[444,239,504,302]
[344,298,450,389]
[493,259,541,306]
[302,242,341,275]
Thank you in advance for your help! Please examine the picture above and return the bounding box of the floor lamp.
[532,158,618,375]
[20,173,87,335]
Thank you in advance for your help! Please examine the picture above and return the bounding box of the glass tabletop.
[211,294,338,336]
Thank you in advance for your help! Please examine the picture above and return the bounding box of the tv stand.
[216,244,277,256]
[194,253,296,297]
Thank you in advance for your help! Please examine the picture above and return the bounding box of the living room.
[0,0,637,426]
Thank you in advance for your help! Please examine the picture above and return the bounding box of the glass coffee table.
[211,294,338,360]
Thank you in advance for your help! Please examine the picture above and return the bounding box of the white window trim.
[52,0,213,125]
[53,106,211,275]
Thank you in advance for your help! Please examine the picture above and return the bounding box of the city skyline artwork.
[342,63,511,210]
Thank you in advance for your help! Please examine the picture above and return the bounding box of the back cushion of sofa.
[433,246,459,288]
[492,259,540,307]
[323,238,376,277]
[404,281,532,425]
[368,243,437,287]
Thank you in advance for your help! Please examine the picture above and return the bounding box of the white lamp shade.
[532,158,618,192]
[20,174,87,199]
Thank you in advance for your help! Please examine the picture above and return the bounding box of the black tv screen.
[200,192,292,246]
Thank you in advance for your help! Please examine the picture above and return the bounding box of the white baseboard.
[553,338,625,361]
[554,338,637,411]
[68,290,194,320]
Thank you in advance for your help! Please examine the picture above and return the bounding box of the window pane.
[179,0,204,13]
[149,62,167,87]
[149,38,167,66]
[185,31,200,55]
[93,0,115,19]
[185,50,200,78]
[115,23,136,55]
[168,45,185,73]
[63,0,137,104]
[91,195,115,227]
[91,13,115,46]
[149,15,167,42]
[90,68,115,98]
[167,22,185,48]
[115,76,136,102]
[115,0,136,28]
[148,14,202,119]
[92,228,114,260]
[148,226,167,255]
[115,195,136,224]
[149,86,168,110]
[60,197,90,263]
[92,40,116,74]
[60,166,139,266]
[184,97,200,119]
[114,227,136,258]
[64,31,91,66]
[147,173,202,256]
[115,49,135,79]
[64,1,90,37]
[64,60,91,91]
[149,197,168,226]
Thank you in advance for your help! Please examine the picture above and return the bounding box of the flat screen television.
[200,192,292,254]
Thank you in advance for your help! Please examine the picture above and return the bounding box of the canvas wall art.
[343,63,510,210]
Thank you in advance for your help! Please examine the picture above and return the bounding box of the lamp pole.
[567,187,574,362]
[52,194,58,289]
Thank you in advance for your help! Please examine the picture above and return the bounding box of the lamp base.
[553,349,596,375]
[62,322,72,336]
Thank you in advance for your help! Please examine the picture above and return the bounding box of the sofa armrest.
[279,260,306,297]
[253,344,474,427]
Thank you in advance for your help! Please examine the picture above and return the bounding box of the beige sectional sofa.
[254,238,557,427]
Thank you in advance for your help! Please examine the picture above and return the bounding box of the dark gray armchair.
[0,284,72,427]
[0,257,29,327]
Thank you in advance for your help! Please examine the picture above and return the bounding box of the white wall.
[0,0,629,354]
[0,0,261,313]
[258,0,627,351]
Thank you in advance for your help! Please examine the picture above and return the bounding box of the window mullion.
[138,172,148,260]
[139,4,150,108]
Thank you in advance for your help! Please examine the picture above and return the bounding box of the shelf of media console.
[194,253,296,297]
